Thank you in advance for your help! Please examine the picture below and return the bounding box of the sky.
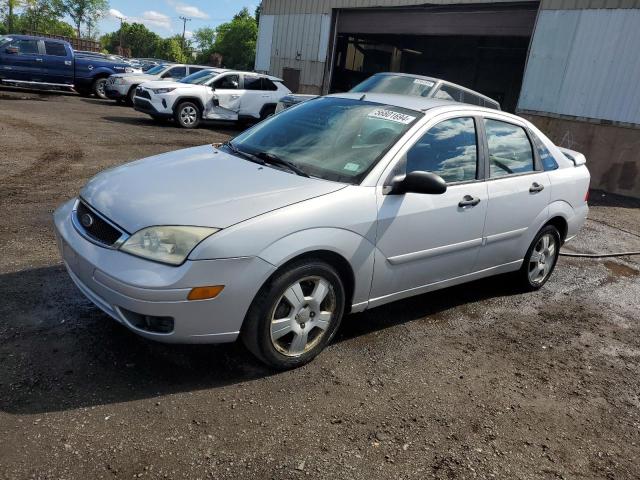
[102,0,258,39]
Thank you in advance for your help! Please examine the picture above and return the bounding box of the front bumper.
[133,96,173,118]
[53,199,276,344]
[105,82,130,99]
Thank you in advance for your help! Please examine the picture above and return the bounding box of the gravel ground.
[1,88,639,480]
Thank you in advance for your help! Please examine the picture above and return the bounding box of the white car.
[105,63,210,105]
[133,69,291,128]
[54,93,590,369]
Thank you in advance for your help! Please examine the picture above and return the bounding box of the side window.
[484,119,534,178]
[463,93,483,106]
[433,84,464,102]
[406,117,478,183]
[9,39,39,55]
[214,74,239,89]
[162,66,186,79]
[532,134,558,171]
[44,41,67,57]
[261,78,278,91]
[189,66,205,74]
[244,75,262,90]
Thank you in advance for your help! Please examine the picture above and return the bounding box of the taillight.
[585,189,590,202]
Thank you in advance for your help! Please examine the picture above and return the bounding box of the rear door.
[0,38,42,81]
[41,40,73,85]
[240,74,267,117]
[474,116,551,271]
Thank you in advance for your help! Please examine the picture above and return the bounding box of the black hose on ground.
[560,251,640,258]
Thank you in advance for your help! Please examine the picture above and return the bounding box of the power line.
[179,16,191,53]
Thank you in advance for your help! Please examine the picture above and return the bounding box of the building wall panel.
[518,9,640,124]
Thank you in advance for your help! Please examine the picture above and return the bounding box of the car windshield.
[146,65,167,75]
[351,74,437,98]
[230,97,422,184]
[179,70,217,85]
[0,36,13,46]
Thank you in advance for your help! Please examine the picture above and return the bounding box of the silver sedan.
[54,93,590,369]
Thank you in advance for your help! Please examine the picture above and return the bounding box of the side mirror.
[5,46,19,54]
[389,171,447,195]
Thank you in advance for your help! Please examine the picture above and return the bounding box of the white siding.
[518,9,640,124]
[255,15,275,71]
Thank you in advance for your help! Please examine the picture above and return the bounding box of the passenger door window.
[213,74,239,89]
[484,119,534,178]
[162,66,186,79]
[406,117,478,183]
[9,39,39,55]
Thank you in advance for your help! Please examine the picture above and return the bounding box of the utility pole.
[116,16,125,55]
[179,16,191,55]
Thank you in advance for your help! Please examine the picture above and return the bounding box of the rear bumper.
[53,199,276,344]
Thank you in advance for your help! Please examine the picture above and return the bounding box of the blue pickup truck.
[0,34,138,98]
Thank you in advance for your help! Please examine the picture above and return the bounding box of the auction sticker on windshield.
[414,79,435,87]
[368,109,416,124]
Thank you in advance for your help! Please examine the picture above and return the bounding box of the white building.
[256,0,640,198]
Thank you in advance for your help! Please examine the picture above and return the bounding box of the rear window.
[244,76,262,90]
[261,78,278,91]
[45,41,67,57]
[434,84,464,102]
[531,134,559,171]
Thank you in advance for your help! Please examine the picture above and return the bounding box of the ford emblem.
[81,213,94,228]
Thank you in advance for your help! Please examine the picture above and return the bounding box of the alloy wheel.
[180,106,197,126]
[528,233,557,285]
[270,276,337,357]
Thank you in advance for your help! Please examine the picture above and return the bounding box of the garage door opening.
[327,3,538,112]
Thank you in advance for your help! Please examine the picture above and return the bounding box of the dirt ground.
[1,88,639,480]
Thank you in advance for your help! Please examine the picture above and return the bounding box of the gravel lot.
[1,88,639,480]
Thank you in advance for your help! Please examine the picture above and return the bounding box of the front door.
[474,117,551,271]
[0,38,42,81]
[205,73,241,120]
[371,116,488,301]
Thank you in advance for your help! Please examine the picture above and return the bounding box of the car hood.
[112,73,160,82]
[80,145,345,233]
[140,80,200,90]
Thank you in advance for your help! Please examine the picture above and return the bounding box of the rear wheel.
[518,225,561,290]
[241,259,346,370]
[174,101,201,128]
[92,77,108,99]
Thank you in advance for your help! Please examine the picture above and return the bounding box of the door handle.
[230,94,240,99]
[35,58,43,62]
[64,60,72,66]
[459,195,481,207]
[529,182,545,193]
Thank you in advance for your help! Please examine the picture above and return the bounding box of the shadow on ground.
[0,264,523,415]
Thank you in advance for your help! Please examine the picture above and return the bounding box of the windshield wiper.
[253,151,310,178]
[223,142,266,166]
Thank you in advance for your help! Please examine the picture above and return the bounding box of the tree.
[210,7,257,70]
[193,26,215,52]
[57,0,108,38]
[101,22,160,57]
[255,2,261,25]
[156,35,189,62]
[18,0,73,35]
[1,0,24,32]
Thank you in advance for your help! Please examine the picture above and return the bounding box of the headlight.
[152,87,176,94]
[112,78,123,85]
[120,226,219,265]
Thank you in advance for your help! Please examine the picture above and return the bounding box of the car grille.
[75,201,123,247]
[136,87,151,100]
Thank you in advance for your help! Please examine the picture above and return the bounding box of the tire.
[241,259,346,370]
[259,105,276,121]
[174,101,201,128]
[92,77,108,99]
[126,85,137,106]
[518,225,561,290]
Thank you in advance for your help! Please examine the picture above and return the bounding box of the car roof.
[222,70,284,82]
[371,72,500,106]
[4,34,65,43]
[328,92,456,112]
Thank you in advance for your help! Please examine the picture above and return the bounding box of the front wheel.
[174,101,201,128]
[92,77,108,99]
[518,225,561,290]
[241,259,346,370]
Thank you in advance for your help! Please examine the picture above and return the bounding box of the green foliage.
[1,0,74,36]
[56,0,108,37]
[101,22,161,57]
[195,7,257,69]
[156,35,190,63]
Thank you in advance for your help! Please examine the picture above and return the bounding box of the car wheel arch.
[176,97,204,112]
[544,216,568,244]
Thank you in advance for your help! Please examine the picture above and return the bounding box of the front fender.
[258,228,377,310]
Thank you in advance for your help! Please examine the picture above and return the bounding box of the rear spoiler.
[558,147,586,166]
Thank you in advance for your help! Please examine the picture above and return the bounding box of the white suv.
[133,69,291,128]
[105,63,210,105]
